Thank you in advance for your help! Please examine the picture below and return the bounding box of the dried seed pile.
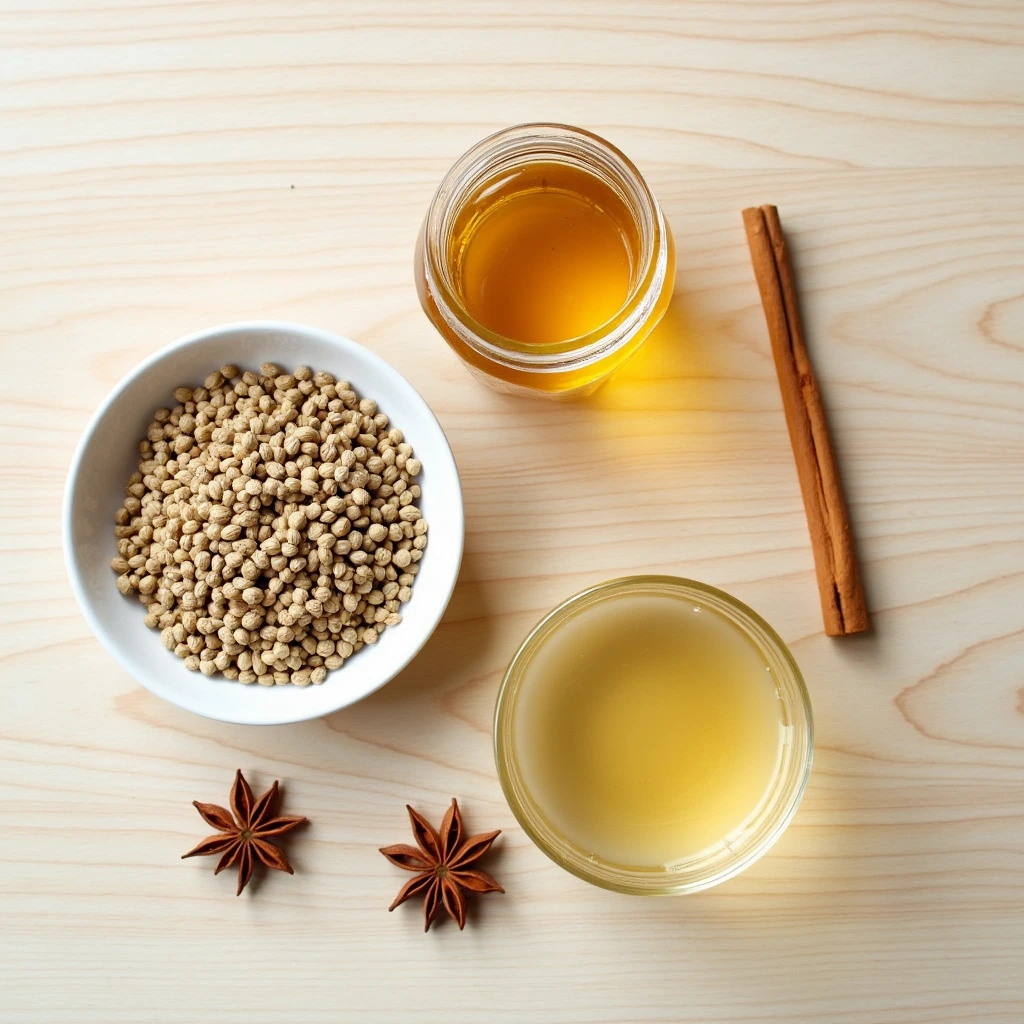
[111,363,427,686]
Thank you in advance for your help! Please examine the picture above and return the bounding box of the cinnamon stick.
[742,204,869,636]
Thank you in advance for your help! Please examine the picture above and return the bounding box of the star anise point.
[381,798,503,931]
[183,770,307,896]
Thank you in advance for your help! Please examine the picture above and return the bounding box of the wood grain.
[2,2,1023,1021]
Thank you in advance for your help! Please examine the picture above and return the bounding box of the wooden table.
[3,3,1023,1021]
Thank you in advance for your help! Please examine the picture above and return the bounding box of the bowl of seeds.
[64,321,463,725]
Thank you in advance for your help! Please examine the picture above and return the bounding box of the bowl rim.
[63,319,464,725]
[493,574,814,894]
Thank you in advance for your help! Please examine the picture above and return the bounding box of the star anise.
[182,769,307,895]
[380,798,504,931]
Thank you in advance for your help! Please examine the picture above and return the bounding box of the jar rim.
[493,575,815,895]
[421,123,672,373]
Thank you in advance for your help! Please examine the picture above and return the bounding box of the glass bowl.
[493,575,813,895]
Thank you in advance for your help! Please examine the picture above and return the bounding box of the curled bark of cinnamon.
[742,204,870,636]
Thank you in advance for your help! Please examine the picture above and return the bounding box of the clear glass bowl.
[493,576,814,895]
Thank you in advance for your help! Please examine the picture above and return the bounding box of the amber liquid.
[514,593,784,868]
[449,162,638,346]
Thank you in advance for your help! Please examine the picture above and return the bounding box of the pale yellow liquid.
[514,593,783,867]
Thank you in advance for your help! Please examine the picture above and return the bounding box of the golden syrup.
[450,162,636,346]
[417,125,676,397]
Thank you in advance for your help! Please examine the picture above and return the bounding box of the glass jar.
[415,124,675,399]
[493,576,814,895]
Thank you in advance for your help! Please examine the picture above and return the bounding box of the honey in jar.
[452,162,635,346]
[416,124,675,398]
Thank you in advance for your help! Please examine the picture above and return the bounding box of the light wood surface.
[3,2,1024,1021]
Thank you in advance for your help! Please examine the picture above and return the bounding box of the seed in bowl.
[109,363,427,686]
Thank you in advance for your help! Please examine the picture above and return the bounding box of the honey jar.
[415,124,675,398]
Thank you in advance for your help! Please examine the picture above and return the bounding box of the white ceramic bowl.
[64,321,464,725]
